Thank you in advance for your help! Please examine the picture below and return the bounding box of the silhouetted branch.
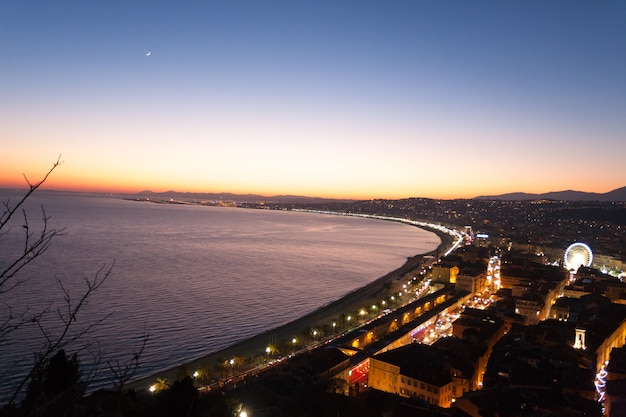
[0,155,65,294]
[0,155,62,231]
[108,329,150,391]
[0,157,120,407]
[7,263,114,405]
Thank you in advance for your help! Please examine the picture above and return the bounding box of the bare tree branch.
[6,263,115,406]
[0,156,66,294]
[108,328,150,391]
[1,157,122,407]
[0,155,62,230]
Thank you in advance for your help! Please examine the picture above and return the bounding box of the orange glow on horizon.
[0,175,620,201]
[0,157,622,201]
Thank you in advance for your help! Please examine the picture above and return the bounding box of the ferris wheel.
[564,242,593,271]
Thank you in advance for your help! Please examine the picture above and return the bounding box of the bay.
[0,190,439,401]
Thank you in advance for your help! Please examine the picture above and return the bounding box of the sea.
[0,190,440,402]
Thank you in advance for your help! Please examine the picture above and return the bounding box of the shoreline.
[127,221,457,392]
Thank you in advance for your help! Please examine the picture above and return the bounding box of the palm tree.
[231,355,244,368]
[264,343,280,363]
[267,344,280,356]
[195,364,211,385]
[228,355,245,375]
[154,377,170,392]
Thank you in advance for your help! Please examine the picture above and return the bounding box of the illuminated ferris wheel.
[564,242,593,271]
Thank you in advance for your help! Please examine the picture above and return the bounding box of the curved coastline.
[127,216,457,392]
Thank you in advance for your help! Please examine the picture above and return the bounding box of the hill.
[475,186,626,202]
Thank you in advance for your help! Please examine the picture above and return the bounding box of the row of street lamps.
[148,266,433,396]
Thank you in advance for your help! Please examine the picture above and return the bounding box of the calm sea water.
[0,191,439,401]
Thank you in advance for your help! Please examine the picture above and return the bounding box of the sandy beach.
[127,226,455,392]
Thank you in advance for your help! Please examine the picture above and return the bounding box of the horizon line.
[1,186,624,203]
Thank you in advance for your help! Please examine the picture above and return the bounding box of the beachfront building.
[368,343,455,407]
[327,286,470,395]
[335,287,458,353]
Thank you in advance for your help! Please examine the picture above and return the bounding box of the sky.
[1,1,624,200]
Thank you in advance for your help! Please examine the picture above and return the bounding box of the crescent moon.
[145,51,151,56]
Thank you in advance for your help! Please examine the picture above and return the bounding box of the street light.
[292,337,297,353]
[265,346,271,362]
[312,329,318,341]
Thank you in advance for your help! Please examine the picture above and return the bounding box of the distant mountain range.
[130,187,626,203]
[131,190,350,204]
[474,186,626,202]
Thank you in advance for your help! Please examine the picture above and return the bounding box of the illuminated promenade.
[127,218,464,393]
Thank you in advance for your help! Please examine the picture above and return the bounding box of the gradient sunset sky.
[1,1,624,200]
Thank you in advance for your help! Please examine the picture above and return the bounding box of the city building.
[369,343,455,407]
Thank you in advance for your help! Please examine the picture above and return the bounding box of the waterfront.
[0,191,441,401]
